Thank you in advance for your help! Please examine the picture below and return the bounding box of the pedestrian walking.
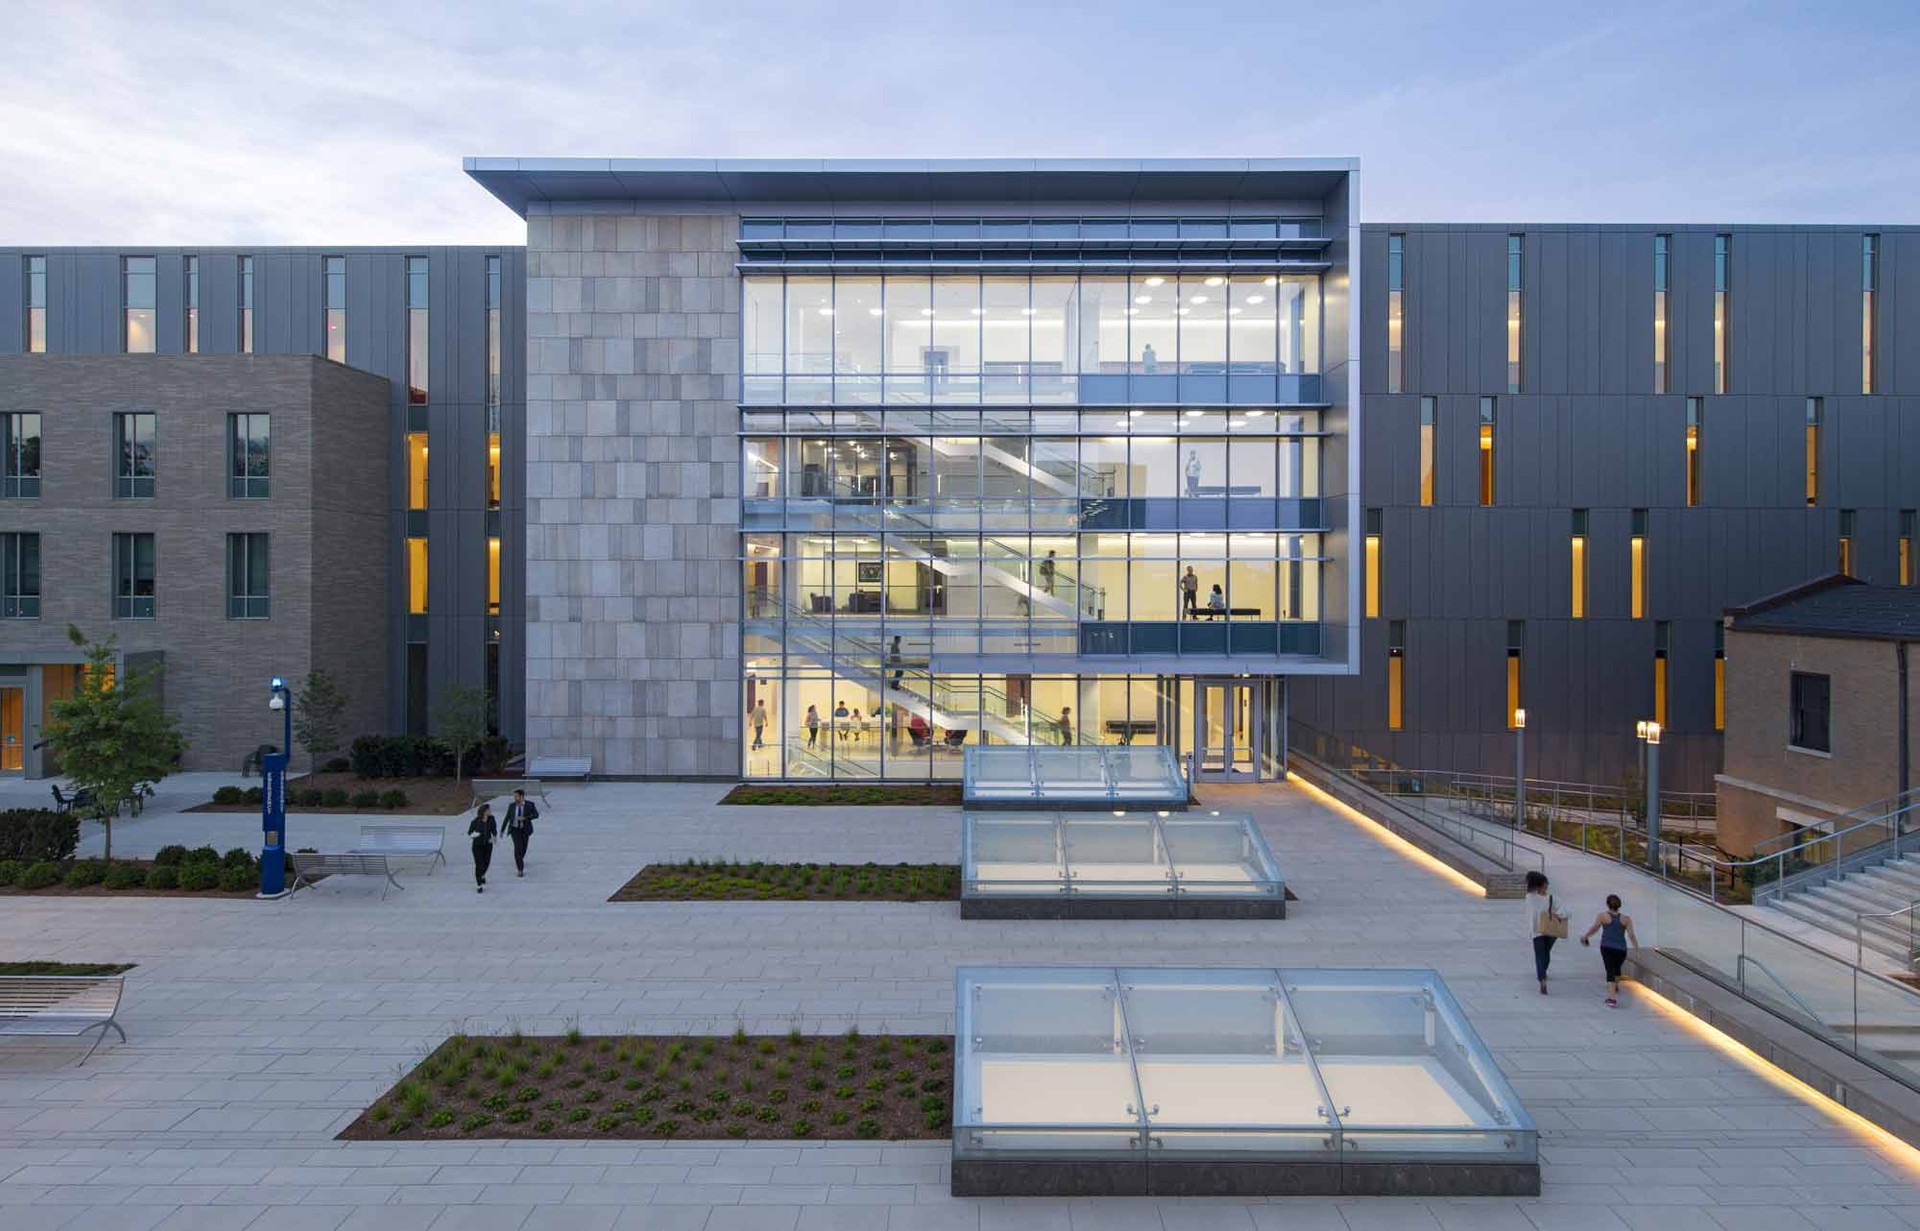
[502,788,538,879]
[889,635,905,687]
[1181,566,1200,619]
[1580,894,1640,1007]
[1525,870,1568,994]
[751,700,768,749]
[805,704,820,748]
[1057,705,1073,743]
[1039,550,1057,596]
[468,803,498,894]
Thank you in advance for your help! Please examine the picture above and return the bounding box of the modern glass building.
[467,158,1361,782]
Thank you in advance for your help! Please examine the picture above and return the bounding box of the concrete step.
[1766,896,1909,962]
[1806,879,1913,918]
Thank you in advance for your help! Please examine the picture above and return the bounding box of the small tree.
[42,626,186,861]
[432,684,490,782]
[293,669,348,768]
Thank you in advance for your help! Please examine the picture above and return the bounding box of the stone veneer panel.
[524,213,740,777]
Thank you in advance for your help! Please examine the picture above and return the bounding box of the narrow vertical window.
[1900,510,1916,587]
[1387,619,1406,731]
[1713,621,1726,732]
[1653,235,1670,393]
[1,414,41,498]
[324,256,346,363]
[1418,397,1436,506]
[184,256,199,354]
[407,537,429,614]
[1386,234,1405,393]
[24,256,47,353]
[1685,397,1702,507]
[1505,620,1524,729]
[1805,397,1822,506]
[1862,234,1878,394]
[1569,509,1588,619]
[1506,234,1523,393]
[113,532,156,618]
[487,255,502,409]
[1630,508,1649,619]
[226,533,270,619]
[123,257,156,353]
[1478,397,1496,506]
[406,256,429,405]
[1653,620,1670,728]
[114,412,156,497]
[488,536,501,617]
[239,256,254,354]
[1713,234,1730,394]
[1364,507,1383,618]
[227,413,270,498]
[1838,509,1856,577]
[1,533,40,618]
[406,432,429,510]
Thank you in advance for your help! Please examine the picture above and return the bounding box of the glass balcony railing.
[746,371,1324,408]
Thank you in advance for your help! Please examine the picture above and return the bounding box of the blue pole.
[260,680,291,897]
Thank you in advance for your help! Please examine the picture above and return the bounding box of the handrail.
[1856,897,1920,970]
[1748,788,1920,858]
[1736,953,1826,1026]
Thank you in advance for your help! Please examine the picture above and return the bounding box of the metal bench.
[527,756,591,781]
[0,975,127,1064]
[289,852,404,899]
[471,778,551,809]
[349,824,446,871]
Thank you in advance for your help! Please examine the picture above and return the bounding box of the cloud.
[0,0,1915,244]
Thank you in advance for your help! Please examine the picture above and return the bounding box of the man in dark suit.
[502,788,539,878]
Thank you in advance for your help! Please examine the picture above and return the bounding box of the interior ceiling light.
[1204,276,1225,287]
[1263,276,1279,286]
[1144,276,1166,287]
[971,308,986,315]
[1247,295,1266,304]
[1128,409,1144,417]
[1125,308,1139,316]
[1228,308,1243,316]
[817,308,834,316]
[1134,295,1152,305]
[1190,295,1209,304]
[1020,307,1037,315]
[868,307,883,316]
[919,308,935,316]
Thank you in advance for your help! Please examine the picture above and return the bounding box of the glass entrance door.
[1195,680,1257,781]
[0,687,22,774]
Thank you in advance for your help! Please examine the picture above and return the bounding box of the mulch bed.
[189,772,477,816]
[0,882,258,899]
[0,962,135,975]
[720,784,962,806]
[341,1031,953,1142]
[610,861,959,902]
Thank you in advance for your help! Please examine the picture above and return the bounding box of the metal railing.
[1856,898,1920,971]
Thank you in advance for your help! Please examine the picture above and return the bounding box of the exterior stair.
[1763,853,1920,966]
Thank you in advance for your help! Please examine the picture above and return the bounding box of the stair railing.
[1857,897,1920,971]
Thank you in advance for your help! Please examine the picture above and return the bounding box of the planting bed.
[342,1030,953,1142]
[191,772,474,816]
[0,962,135,976]
[720,784,961,806]
[610,861,959,902]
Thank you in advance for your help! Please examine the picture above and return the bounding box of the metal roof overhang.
[463,157,1358,217]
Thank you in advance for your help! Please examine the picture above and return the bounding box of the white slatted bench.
[528,756,591,781]
[350,824,446,871]
[0,975,127,1064]
[289,852,404,899]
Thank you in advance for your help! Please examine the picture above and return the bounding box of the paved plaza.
[1,776,1916,1230]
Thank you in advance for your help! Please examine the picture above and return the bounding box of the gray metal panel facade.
[0,246,525,744]
[1296,224,1920,794]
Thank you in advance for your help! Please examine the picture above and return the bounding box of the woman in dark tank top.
[1580,893,1640,1007]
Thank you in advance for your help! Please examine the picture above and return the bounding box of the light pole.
[260,677,293,898]
[1635,719,1650,783]
[1643,720,1662,872]
[1513,708,1528,829]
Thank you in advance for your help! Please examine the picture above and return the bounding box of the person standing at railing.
[1580,894,1640,1008]
[1525,870,1568,995]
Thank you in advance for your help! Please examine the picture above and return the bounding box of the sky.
[2,0,1916,245]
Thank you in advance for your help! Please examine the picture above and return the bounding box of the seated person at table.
[1206,584,1226,619]
[908,711,931,747]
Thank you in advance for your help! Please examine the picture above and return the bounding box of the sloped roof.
[1726,574,1920,641]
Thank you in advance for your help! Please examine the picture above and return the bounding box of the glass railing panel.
[1849,973,1920,1087]
[1739,925,1857,1040]
[1105,747,1187,800]
[963,815,1065,897]
[1161,817,1283,897]
[1061,815,1171,895]
[1646,880,1745,985]
[1120,969,1330,1154]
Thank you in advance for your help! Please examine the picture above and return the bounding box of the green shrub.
[217,866,255,892]
[380,789,410,810]
[153,845,189,867]
[243,787,263,806]
[212,786,245,805]
[426,1109,454,1128]
[64,859,107,888]
[322,788,349,808]
[0,810,81,864]
[0,859,23,886]
[222,848,255,871]
[177,863,219,891]
[145,865,178,890]
[461,1113,494,1132]
[20,861,63,890]
[103,863,146,890]
[855,1116,881,1139]
[293,788,324,807]
[351,790,381,809]
[323,757,351,774]
[184,845,220,866]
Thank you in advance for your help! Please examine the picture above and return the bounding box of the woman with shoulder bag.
[1524,870,1568,994]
